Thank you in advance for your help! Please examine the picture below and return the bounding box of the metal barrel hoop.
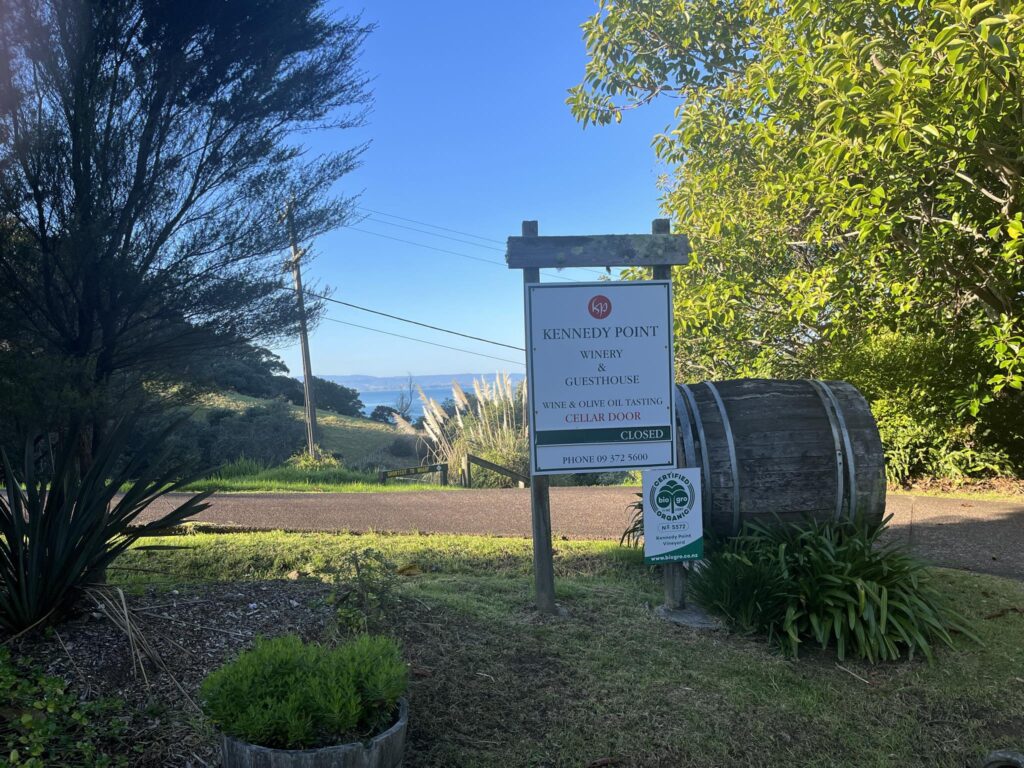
[704,381,741,535]
[674,386,697,469]
[817,381,857,519]
[677,383,712,518]
[806,379,846,520]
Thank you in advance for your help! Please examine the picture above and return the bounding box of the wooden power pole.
[285,203,318,455]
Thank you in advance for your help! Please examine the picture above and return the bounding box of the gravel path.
[141,488,1024,580]
[143,488,639,539]
[882,494,1023,580]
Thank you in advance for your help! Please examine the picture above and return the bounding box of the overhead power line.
[364,217,506,252]
[358,207,504,245]
[348,226,585,282]
[346,228,577,286]
[259,206,632,366]
[352,211,610,278]
[300,287,525,352]
[347,226,518,269]
[210,272,524,354]
[321,316,525,367]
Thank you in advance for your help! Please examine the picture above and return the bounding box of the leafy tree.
[569,0,1024,473]
[369,405,398,424]
[0,0,371,454]
[193,345,304,402]
[310,377,364,417]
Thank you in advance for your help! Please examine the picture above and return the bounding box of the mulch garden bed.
[8,579,563,767]
[10,580,338,766]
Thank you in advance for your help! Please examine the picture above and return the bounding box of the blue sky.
[278,2,676,378]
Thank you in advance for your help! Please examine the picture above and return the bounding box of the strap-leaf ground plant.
[690,515,978,661]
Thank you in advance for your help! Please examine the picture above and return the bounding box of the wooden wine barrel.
[675,379,885,537]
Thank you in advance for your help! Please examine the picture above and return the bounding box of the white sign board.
[525,281,676,475]
[643,468,704,563]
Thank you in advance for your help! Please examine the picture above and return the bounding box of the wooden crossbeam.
[506,227,690,270]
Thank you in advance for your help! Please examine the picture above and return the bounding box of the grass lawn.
[191,393,641,492]
[890,487,1024,503]
[888,476,1024,503]
[183,464,452,493]
[91,531,1024,767]
[184,478,453,493]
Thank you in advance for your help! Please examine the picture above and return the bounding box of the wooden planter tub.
[219,699,408,768]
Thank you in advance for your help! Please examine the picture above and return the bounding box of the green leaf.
[932,25,961,47]
[986,32,1010,56]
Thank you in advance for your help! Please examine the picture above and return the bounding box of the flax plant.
[0,420,210,634]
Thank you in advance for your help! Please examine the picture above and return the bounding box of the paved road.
[141,489,1024,580]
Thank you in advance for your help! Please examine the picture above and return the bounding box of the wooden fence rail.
[461,454,530,488]
[378,463,448,486]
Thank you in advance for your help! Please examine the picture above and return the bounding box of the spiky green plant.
[620,492,644,547]
[690,516,977,662]
[0,420,211,634]
[419,374,528,487]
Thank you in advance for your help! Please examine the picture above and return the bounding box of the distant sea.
[357,386,454,420]
[320,373,524,421]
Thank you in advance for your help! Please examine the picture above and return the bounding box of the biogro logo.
[648,472,696,522]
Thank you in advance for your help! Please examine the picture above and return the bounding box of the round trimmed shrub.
[200,634,407,750]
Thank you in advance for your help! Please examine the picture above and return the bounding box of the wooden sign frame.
[507,219,690,614]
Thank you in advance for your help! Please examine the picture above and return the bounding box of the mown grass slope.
[198,391,416,469]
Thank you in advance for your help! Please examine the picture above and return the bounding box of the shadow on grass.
[112,530,646,588]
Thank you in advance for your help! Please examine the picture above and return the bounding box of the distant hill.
[322,373,525,392]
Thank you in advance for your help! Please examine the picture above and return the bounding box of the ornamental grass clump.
[201,634,407,750]
[419,374,528,487]
[690,516,976,662]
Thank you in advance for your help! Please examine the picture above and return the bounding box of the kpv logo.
[587,294,611,320]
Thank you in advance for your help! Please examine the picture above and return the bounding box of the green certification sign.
[643,468,703,563]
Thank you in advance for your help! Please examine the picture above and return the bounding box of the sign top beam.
[506,219,690,270]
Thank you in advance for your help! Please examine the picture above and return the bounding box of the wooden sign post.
[650,218,687,611]
[507,219,691,613]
